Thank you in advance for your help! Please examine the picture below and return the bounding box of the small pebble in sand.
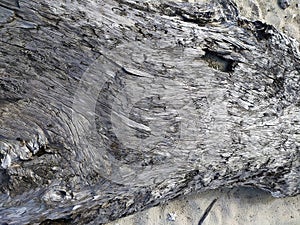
[278,0,291,9]
[167,212,177,221]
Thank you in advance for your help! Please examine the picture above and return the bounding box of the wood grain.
[0,0,299,224]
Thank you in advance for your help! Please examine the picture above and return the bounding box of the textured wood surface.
[0,0,299,224]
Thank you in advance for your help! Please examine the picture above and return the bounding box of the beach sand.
[107,188,300,225]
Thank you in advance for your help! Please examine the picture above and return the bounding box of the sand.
[107,188,300,225]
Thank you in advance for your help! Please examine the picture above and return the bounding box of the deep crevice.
[40,217,73,225]
[0,169,10,191]
[252,21,274,40]
[202,49,236,72]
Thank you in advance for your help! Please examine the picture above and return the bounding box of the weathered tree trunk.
[0,0,299,224]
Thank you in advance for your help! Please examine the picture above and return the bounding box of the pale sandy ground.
[107,188,300,225]
[106,1,300,225]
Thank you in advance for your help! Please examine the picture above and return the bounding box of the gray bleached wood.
[0,0,299,224]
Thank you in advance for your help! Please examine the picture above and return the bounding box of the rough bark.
[0,0,299,224]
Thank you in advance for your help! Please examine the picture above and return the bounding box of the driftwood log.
[0,0,299,224]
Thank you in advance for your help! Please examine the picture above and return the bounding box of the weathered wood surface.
[0,0,299,224]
